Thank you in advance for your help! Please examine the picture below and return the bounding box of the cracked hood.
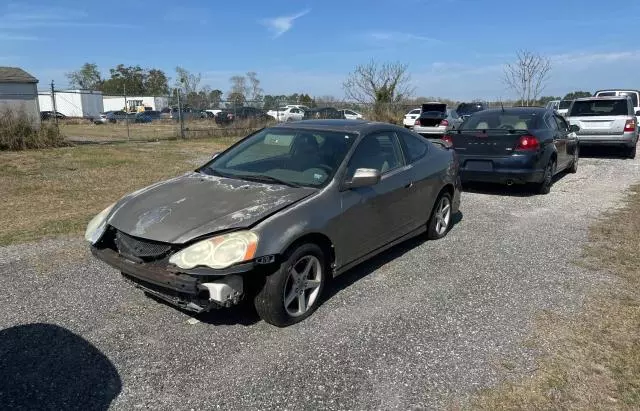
[107,172,315,244]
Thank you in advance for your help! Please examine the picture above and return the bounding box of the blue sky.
[1,0,640,100]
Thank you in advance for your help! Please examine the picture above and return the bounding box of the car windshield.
[569,99,629,116]
[559,100,572,109]
[460,111,540,130]
[199,127,358,187]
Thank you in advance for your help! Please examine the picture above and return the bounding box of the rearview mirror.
[569,124,580,133]
[348,168,381,189]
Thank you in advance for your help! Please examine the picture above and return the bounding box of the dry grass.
[0,137,239,245]
[60,118,272,142]
[0,108,69,150]
[472,185,640,410]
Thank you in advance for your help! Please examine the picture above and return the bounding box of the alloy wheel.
[283,255,322,317]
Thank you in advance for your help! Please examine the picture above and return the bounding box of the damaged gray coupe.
[86,120,461,327]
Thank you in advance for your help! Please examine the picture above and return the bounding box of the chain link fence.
[28,86,518,144]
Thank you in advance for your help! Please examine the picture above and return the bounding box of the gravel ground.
[1,150,639,410]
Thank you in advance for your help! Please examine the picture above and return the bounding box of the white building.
[38,89,103,118]
[0,66,40,126]
[102,95,169,112]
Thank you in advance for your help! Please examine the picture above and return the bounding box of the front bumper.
[91,246,256,313]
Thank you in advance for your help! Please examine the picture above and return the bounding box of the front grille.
[115,231,171,259]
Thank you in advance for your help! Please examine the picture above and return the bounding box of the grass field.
[0,138,238,245]
[474,185,640,409]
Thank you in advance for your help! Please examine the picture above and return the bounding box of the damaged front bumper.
[91,247,252,313]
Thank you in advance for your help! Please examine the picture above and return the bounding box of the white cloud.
[367,31,441,44]
[260,9,310,38]
[0,33,39,41]
[551,50,640,65]
[0,4,131,30]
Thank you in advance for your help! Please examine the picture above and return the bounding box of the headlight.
[169,231,259,270]
[84,203,115,244]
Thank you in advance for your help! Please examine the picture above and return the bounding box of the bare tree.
[175,66,201,95]
[503,50,551,106]
[245,72,264,104]
[342,60,414,105]
[229,75,247,107]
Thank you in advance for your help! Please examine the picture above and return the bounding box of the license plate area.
[465,160,493,171]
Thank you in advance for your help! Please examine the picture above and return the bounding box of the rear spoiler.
[430,139,453,150]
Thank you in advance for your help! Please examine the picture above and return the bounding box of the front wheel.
[427,192,453,240]
[254,243,327,327]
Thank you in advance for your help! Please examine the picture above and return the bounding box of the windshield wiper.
[237,174,301,188]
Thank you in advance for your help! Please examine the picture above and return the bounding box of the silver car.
[413,103,463,137]
[566,96,638,158]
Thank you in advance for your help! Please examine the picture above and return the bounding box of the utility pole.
[177,88,185,139]
[124,83,130,141]
[50,80,59,130]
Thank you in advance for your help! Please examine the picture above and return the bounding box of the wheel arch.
[282,232,336,274]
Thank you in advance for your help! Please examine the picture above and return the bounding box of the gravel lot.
[1,150,639,410]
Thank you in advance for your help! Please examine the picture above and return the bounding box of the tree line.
[66,54,593,114]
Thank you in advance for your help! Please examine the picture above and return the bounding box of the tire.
[254,243,327,327]
[626,144,636,159]
[568,145,579,173]
[536,159,556,195]
[427,192,453,240]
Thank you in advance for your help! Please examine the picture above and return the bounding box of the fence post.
[124,84,130,141]
[50,80,59,133]
[177,88,185,139]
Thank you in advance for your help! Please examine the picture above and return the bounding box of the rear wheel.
[625,144,636,159]
[254,243,327,327]
[536,159,556,195]
[427,192,453,240]
[568,146,579,173]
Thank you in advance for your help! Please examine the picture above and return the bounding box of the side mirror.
[569,124,580,133]
[211,152,220,159]
[635,110,640,116]
[347,168,381,189]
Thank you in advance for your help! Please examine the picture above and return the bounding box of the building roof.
[0,67,38,84]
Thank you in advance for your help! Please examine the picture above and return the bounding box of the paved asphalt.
[1,149,639,410]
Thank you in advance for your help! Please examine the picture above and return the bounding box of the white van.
[594,89,640,115]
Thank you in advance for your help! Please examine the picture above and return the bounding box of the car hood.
[107,172,316,244]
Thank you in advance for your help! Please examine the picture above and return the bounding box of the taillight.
[442,134,453,145]
[624,119,636,132]
[440,119,449,127]
[515,135,540,151]
[414,119,420,126]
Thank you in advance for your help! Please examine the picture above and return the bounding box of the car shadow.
[461,172,571,197]
[323,210,463,303]
[0,323,122,410]
[579,145,632,159]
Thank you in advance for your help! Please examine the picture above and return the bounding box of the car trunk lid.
[569,115,628,135]
[449,129,533,156]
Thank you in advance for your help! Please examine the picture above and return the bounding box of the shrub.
[0,108,70,151]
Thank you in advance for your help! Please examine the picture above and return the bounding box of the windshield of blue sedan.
[200,127,358,187]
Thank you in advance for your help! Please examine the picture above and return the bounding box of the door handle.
[405,182,414,189]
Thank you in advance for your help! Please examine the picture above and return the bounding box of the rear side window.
[398,131,428,163]
[569,100,630,116]
[558,100,572,109]
[619,92,639,107]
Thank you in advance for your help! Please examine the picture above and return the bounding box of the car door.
[556,114,578,164]
[552,114,571,168]
[545,113,566,167]
[337,131,414,262]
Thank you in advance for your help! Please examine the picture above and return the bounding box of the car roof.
[277,119,395,133]
[575,96,630,101]
[595,89,640,93]
[477,107,550,115]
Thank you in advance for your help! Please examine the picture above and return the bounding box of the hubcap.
[434,197,451,235]
[283,255,322,317]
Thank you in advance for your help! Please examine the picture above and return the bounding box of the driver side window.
[346,132,403,179]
